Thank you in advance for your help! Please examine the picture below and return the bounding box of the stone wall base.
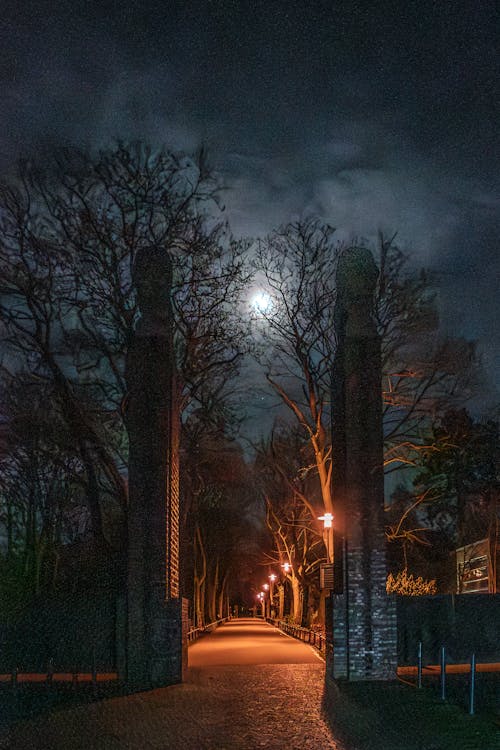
[148,598,187,687]
[331,546,398,680]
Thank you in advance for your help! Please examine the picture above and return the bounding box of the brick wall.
[332,542,397,680]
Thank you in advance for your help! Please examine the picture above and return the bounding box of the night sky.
[2,0,499,405]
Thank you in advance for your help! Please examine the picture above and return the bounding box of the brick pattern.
[166,392,180,599]
[125,248,184,687]
[331,249,398,681]
[333,545,396,680]
[149,599,184,687]
[181,597,189,678]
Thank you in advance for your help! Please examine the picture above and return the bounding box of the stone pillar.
[331,248,397,680]
[125,246,182,689]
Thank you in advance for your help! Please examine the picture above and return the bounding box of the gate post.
[330,247,397,680]
[125,246,183,689]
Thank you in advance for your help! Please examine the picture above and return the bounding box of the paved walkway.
[3,619,341,750]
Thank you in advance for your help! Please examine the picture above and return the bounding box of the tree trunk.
[218,572,228,620]
[194,524,206,627]
[277,583,285,619]
[208,558,219,623]
[290,576,303,623]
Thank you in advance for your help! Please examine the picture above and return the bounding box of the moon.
[251,291,272,313]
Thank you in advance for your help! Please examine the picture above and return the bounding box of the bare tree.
[0,142,251,600]
[255,423,326,625]
[252,220,480,583]
[252,219,338,520]
[182,415,259,626]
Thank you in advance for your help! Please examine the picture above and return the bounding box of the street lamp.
[268,574,277,618]
[261,584,270,618]
[257,592,265,618]
[318,512,333,528]
[278,564,292,619]
[318,512,334,563]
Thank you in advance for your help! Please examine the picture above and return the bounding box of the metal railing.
[398,640,492,715]
[187,616,230,643]
[272,619,330,656]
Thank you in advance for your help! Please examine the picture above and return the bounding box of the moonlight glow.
[251,291,272,314]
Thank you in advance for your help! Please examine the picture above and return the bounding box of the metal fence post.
[469,653,476,715]
[417,641,422,688]
[440,646,446,700]
[92,645,98,695]
[46,658,54,687]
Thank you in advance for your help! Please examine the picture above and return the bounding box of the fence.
[397,639,498,715]
[395,593,500,716]
[187,617,230,643]
[397,593,500,664]
[0,591,122,676]
[273,620,331,657]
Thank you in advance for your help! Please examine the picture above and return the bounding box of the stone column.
[124,246,183,689]
[331,248,397,680]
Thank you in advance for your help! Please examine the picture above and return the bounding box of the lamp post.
[269,574,277,618]
[257,592,265,618]
[262,583,270,618]
[318,513,334,563]
[276,567,288,619]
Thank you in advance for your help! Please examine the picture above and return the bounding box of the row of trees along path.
[0,141,493,651]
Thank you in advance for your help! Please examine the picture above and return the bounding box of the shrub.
[386,568,437,595]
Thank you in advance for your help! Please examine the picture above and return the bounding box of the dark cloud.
[1,0,499,405]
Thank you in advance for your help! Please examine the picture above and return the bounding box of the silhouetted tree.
[0,141,251,606]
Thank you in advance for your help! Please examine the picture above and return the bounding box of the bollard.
[469,653,476,715]
[46,658,54,687]
[417,641,422,688]
[92,645,98,694]
[440,646,446,701]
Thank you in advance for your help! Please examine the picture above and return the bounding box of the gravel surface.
[2,663,341,749]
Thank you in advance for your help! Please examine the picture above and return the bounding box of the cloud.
[0,1,498,413]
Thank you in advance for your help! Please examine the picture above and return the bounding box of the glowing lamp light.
[281,562,291,573]
[318,512,333,529]
[263,583,269,591]
[269,574,277,582]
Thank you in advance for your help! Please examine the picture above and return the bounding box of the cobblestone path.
[3,623,342,750]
